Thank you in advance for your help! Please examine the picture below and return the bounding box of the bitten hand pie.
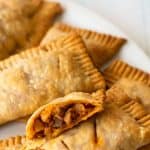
[0,0,62,60]
[0,34,105,125]
[103,59,150,87]
[0,120,96,150]
[24,119,96,150]
[41,23,126,68]
[25,96,150,150]
[26,91,105,139]
[1,93,150,150]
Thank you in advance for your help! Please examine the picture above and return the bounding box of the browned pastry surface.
[0,33,105,125]
[109,78,150,113]
[0,0,62,60]
[23,1,63,49]
[41,23,126,68]
[25,101,150,150]
[103,59,150,87]
[0,135,26,150]
[1,98,150,150]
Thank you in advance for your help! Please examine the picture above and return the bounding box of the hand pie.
[41,23,126,68]
[0,34,105,125]
[24,119,96,150]
[110,78,150,112]
[1,95,150,150]
[23,1,63,49]
[25,98,150,150]
[0,120,96,150]
[2,0,42,16]
[103,59,150,87]
[96,103,150,150]
[26,91,105,139]
[105,87,150,149]
[0,0,62,60]
[0,0,31,59]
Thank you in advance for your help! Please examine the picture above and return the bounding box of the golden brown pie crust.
[24,102,150,150]
[0,0,63,60]
[109,78,150,113]
[106,86,150,148]
[103,59,150,87]
[24,1,63,49]
[41,23,126,68]
[107,86,150,130]
[0,33,105,125]
[0,135,25,150]
[1,94,150,150]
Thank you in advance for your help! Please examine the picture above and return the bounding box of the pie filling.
[33,103,95,138]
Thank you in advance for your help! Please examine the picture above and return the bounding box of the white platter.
[0,0,150,139]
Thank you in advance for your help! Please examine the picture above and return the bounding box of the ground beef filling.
[33,103,94,138]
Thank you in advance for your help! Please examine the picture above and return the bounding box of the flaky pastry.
[0,34,105,125]
[41,23,126,68]
[103,59,150,87]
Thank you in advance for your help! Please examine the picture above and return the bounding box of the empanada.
[26,91,105,139]
[1,98,150,150]
[105,87,150,149]
[0,34,105,125]
[96,103,150,150]
[0,0,62,60]
[25,100,150,150]
[103,59,150,87]
[23,1,63,49]
[0,120,96,150]
[25,119,96,150]
[0,0,31,59]
[106,79,150,150]
[41,23,126,68]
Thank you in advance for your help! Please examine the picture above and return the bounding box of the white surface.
[0,0,150,139]
[73,0,150,57]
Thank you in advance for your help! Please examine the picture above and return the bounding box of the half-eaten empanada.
[25,119,96,150]
[26,91,105,139]
[41,23,126,68]
[1,93,150,150]
[25,99,150,150]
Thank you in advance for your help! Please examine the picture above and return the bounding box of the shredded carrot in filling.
[34,103,94,138]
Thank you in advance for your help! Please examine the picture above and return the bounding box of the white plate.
[0,0,150,139]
